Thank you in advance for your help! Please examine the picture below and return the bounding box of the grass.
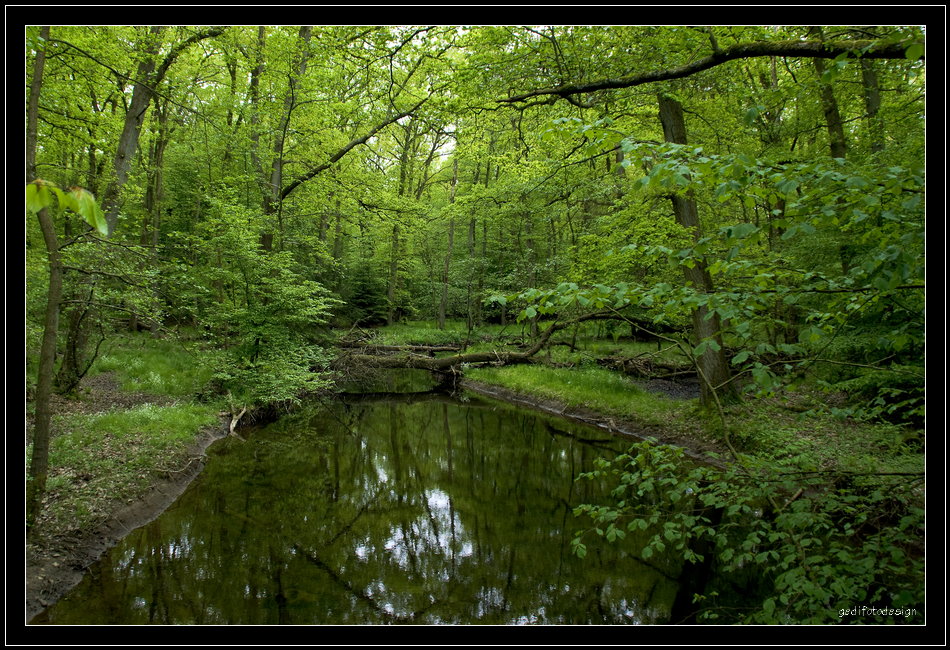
[91,333,215,397]
[465,364,693,431]
[30,331,224,535]
[34,402,220,532]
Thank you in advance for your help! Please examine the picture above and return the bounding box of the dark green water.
[34,388,692,625]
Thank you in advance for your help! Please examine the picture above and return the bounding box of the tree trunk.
[26,26,49,182]
[101,27,163,235]
[100,26,224,235]
[861,59,884,154]
[438,159,458,329]
[810,28,848,160]
[387,223,400,326]
[27,208,61,530]
[26,26,53,531]
[261,26,313,251]
[657,93,738,406]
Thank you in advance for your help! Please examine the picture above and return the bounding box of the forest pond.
[35,376,702,625]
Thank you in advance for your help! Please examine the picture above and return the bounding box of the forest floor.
[24,373,229,623]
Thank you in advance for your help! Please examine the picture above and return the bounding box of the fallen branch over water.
[335,311,621,374]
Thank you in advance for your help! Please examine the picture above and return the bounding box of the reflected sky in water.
[36,390,687,625]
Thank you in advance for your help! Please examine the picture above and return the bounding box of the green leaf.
[732,350,750,365]
[905,43,924,61]
[26,181,53,213]
[70,187,108,236]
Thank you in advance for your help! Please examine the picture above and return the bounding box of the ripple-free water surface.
[35,391,690,624]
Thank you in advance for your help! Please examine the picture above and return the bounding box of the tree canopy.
[25,23,928,528]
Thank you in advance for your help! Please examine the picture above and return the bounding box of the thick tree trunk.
[810,27,848,160]
[100,27,225,236]
[339,310,615,373]
[657,93,738,406]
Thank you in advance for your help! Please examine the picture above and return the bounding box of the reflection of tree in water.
[43,397,686,624]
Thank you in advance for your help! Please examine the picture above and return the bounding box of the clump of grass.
[91,334,214,397]
[726,394,924,475]
[466,364,690,429]
[36,403,220,531]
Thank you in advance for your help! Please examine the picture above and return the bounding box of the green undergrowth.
[32,402,220,533]
[465,364,693,432]
[31,331,224,536]
[91,333,215,397]
[725,395,924,476]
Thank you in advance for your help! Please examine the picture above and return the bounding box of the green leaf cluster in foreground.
[573,440,924,624]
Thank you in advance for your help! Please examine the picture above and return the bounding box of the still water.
[35,385,693,625]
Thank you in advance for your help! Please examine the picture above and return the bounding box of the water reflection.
[36,391,685,625]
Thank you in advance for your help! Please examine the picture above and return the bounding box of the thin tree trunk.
[438,159,458,329]
[26,26,49,182]
[657,93,738,406]
[861,59,884,154]
[261,26,313,251]
[26,26,54,531]
[387,223,400,326]
[27,209,61,530]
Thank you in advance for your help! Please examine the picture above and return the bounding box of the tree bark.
[27,208,61,530]
[26,26,54,531]
[438,158,458,329]
[101,27,162,235]
[101,27,225,235]
[657,93,738,406]
[26,26,49,182]
[861,59,885,154]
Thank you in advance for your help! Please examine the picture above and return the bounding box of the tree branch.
[280,96,430,200]
[499,39,922,105]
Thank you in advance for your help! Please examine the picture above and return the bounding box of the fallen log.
[335,310,617,374]
[337,341,462,353]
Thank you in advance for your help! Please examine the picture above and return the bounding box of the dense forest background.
[25,24,926,411]
[21,22,931,626]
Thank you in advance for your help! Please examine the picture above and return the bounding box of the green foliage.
[573,441,924,624]
[26,180,107,235]
[165,197,340,407]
